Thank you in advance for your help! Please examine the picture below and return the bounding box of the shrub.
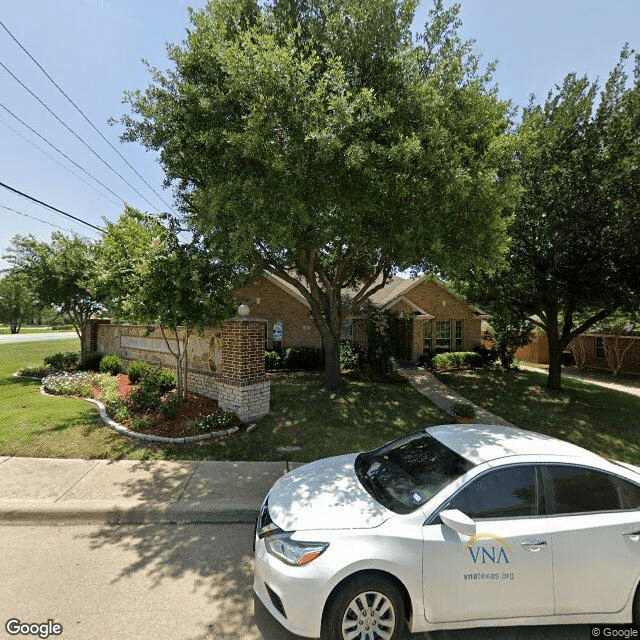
[153,368,177,392]
[188,411,236,433]
[472,344,498,368]
[432,351,484,372]
[282,346,324,370]
[43,352,79,371]
[158,393,182,419]
[127,360,152,384]
[129,418,152,431]
[99,354,123,375]
[417,350,436,369]
[80,351,104,372]
[18,363,54,379]
[340,341,364,370]
[450,401,476,419]
[128,385,162,411]
[264,350,282,371]
[107,397,129,422]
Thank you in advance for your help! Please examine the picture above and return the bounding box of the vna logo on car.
[463,534,515,582]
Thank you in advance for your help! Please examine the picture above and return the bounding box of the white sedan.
[253,424,640,639]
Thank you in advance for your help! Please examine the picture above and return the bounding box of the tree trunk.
[547,344,563,390]
[323,333,344,394]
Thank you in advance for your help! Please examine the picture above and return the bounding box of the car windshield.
[355,431,476,515]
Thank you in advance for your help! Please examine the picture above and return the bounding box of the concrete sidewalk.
[399,365,517,428]
[0,456,294,526]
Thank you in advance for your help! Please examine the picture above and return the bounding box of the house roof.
[265,272,485,317]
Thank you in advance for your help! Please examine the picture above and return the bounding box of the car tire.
[321,574,405,640]
[634,584,640,623]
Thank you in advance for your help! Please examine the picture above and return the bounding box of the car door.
[545,464,640,615]
[422,464,556,623]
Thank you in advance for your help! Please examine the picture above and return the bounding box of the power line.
[0,102,128,205]
[0,59,164,214]
[0,19,176,214]
[1,204,94,240]
[0,181,103,233]
[0,116,121,208]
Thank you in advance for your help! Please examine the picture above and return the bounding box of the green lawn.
[437,368,640,465]
[0,341,449,461]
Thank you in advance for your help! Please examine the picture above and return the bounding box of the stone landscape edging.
[13,372,241,445]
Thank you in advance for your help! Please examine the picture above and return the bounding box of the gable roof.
[263,272,486,317]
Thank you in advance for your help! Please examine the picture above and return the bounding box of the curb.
[0,500,260,526]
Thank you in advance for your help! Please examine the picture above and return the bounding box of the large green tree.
[95,207,235,399]
[4,233,100,361]
[118,0,511,391]
[465,51,640,390]
[0,270,37,333]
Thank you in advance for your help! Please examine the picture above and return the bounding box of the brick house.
[234,273,487,361]
[516,331,640,376]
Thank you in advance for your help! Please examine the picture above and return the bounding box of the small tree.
[593,310,640,377]
[4,233,99,360]
[96,209,235,399]
[0,270,37,333]
[487,307,535,371]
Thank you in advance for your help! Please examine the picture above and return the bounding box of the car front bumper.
[253,533,327,638]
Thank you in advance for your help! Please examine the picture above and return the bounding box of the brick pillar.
[216,314,270,422]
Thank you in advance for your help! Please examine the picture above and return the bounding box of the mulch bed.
[107,374,242,439]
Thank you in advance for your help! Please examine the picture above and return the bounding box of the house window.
[595,336,605,360]
[273,319,283,351]
[423,320,432,353]
[435,320,451,352]
[341,319,353,342]
[455,320,464,350]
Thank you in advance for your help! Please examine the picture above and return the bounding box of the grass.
[0,339,152,460]
[437,368,640,465]
[1,340,450,461]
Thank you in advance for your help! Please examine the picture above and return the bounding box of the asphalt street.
[0,523,593,640]
[0,331,77,344]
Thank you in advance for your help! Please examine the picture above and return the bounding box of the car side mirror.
[439,509,476,537]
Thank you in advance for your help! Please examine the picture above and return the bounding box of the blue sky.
[1,0,638,267]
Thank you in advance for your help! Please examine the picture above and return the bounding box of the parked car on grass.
[253,424,640,639]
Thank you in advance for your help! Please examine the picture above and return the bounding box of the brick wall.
[94,317,270,421]
[571,334,640,375]
[235,277,321,349]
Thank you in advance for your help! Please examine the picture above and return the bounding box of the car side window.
[620,478,640,510]
[447,465,539,519]
[546,465,624,514]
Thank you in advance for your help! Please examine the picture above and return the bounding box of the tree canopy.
[95,207,236,398]
[4,233,100,360]
[464,51,640,389]
[117,0,512,391]
[0,270,37,334]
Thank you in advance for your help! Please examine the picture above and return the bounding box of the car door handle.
[623,530,640,541]
[521,540,548,551]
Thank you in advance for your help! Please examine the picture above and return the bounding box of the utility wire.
[0,19,176,214]
[1,204,93,240]
[0,102,128,205]
[0,181,103,233]
[0,116,121,208]
[0,59,163,213]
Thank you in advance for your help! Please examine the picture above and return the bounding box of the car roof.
[427,423,604,466]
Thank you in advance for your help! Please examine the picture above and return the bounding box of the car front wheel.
[321,574,405,640]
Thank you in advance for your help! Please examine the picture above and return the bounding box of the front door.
[423,464,555,623]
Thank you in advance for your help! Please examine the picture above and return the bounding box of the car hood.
[267,454,393,531]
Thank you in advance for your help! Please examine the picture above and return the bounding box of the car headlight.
[264,532,329,566]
